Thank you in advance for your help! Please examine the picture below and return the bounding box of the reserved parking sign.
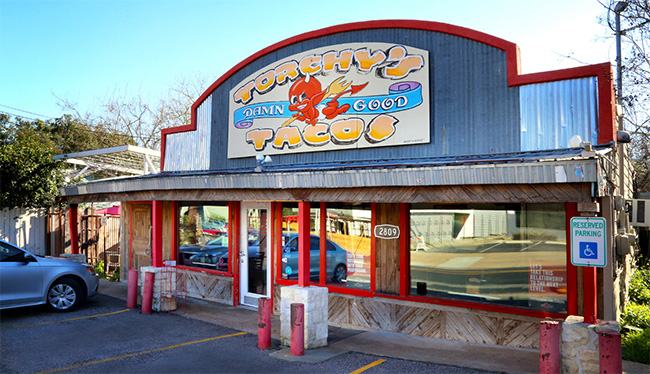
[570,217,607,267]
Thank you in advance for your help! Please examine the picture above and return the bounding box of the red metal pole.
[69,204,79,255]
[539,320,561,374]
[583,266,598,324]
[290,303,304,356]
[298,201,310,287]
[142,271,155,314]
[599,330,622,374]
[127,269,138,308]
[152,201,163,268]
[258,297,271,349]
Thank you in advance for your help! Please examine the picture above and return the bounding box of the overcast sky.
[0,0,614,120]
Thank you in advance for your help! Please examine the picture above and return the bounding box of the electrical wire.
[0,104,52,119]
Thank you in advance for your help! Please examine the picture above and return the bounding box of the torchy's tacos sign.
[228,43,430,158]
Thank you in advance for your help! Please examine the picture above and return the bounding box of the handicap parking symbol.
[579,242,598,259]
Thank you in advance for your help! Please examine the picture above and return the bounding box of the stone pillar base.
[140,266,177,312]
[561,315,619,374]
[280,285,328,349]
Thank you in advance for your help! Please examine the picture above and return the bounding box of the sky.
[0,0,615,121]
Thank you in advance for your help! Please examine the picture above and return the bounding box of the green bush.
[629,268,650,305]
[622,302,650,329]
[109,267,120,282]
[621,328,650,364]
[621,262,650,364]
[94,260,106,276]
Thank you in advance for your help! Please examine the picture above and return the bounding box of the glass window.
[409,203,567,313]
[178,203,229,272]
[280,203,320,281]
[326,203,371,290]
[0,241,26,262]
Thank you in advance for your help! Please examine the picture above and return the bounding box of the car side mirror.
[23,252,35,262]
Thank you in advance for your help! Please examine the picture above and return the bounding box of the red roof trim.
[160,20,614,170]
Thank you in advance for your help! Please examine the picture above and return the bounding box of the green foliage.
[94,260,106,276]
[621,262,650,364]
[109,267,120,282]
[622,302,650,329]
[0,114,135,209]
[629,267,650,305]
[622,328,650,364]
[0,115,64,209]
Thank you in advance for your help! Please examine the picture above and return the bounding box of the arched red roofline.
[160,20,614,170]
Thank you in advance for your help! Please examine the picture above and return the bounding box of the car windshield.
[206,236,228,246]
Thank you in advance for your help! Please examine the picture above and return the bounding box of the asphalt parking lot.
[1,294,497,374]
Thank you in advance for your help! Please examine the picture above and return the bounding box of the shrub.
[621,262,650,364]
[622,302,650,330]
[621,328,650,364]
[94,260,106,276]
[629,268,650,305]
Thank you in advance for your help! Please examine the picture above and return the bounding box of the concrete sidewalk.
[98,278,650,373]
[99,278,543,373]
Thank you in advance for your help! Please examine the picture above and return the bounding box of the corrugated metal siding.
[520,77,598,151]
[0,208,46,255]
[208,29,521,171]
[163,96,212,171]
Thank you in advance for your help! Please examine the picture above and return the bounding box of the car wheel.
[332,264,347,283]
[47,278,83,312]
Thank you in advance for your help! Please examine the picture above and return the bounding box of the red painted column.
[583,266,598,324]
[142,271,155,314]
[69,204,79,255]
[290,303,304,356]
[599,330,622,374]
[152,200,163,268]
[298,201,311,287]
[258,297,271,349]
[127,269,138,308]
[539,320,560,374]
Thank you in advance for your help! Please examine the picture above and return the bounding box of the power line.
[0,110,39,121]
[0,104,52,119]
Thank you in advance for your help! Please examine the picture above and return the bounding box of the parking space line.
[348,359,387,374]
[1,309,131,331]
[35,331,248,374]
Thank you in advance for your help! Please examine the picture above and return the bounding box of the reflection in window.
[178,203,229,272]
[326,203,371,290]
[410,204,567,313]
[280,203,320,281]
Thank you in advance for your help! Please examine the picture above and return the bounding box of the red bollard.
[539,320,560,374]
[290,303,304,356]
[599,330,622,374]
[142,271,155,314]
[258,297,271,349]
[127,269,138,309]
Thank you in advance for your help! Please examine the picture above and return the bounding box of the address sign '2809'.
[374,224,400,239]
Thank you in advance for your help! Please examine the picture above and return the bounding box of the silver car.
[0,239,99,312]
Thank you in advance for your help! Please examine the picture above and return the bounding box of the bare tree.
[599,0,650,193]
[57,74,211,150]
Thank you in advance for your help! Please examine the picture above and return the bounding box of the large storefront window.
[178,203,229,272]
[410,203,567,313]
[326,203,371,290]
[279,202,371,290]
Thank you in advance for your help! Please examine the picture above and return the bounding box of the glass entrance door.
[240,202,271,307]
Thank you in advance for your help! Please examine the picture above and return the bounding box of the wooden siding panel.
[182,269,233,304]
[327,294,540,349]
[78,183,591,205]
[375,203,401,295]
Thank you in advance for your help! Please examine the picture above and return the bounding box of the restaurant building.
[60,20,636,349]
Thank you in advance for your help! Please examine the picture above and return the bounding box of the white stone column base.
[561,315,619,374]
[280,285,328,349]
[140,266,177,312]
